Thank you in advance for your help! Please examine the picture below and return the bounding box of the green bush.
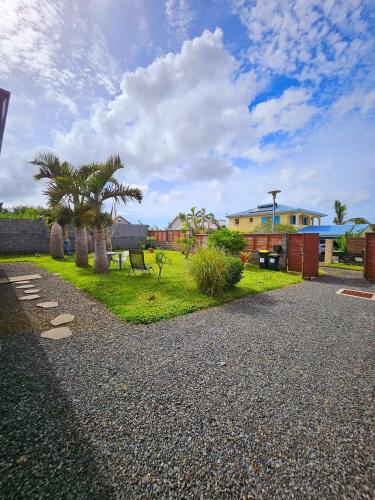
[189,247,227,296]
[208,227,245,253]
[224,256,243,289]
[144,236,156,249]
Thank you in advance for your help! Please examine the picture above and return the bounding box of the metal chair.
[129,250,153,274]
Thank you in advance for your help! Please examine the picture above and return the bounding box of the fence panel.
[288,234,303,272]
[364,233,375,282]
[302,233,319,279]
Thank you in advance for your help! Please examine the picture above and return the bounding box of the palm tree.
[85,155,142,273]
[32,153,95,266]
[333,200,348,224]
[31,153,74,258]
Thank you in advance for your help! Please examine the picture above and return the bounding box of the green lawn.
[0,251,302,324]
[322,262,364,271]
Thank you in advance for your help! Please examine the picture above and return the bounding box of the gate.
[364,232,375,282]
[287,233,319,279]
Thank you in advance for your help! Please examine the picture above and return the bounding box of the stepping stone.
[14,281,30,285]
[41,326,72,340]
[24,289,40,294]
[19,295,40,300]
[37,301,58,309]
[16,284,36,289]
[51,314,74,326]
[53,273,61,276]
[0,274,42,285]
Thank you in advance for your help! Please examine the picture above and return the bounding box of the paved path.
[1,263,374,498]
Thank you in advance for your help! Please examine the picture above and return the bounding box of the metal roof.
[227,204,327,218]
[297,224,369,238]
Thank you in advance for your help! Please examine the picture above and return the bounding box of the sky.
[0,0,374,227]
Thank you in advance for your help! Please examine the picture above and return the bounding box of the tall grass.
[189,247,227,296]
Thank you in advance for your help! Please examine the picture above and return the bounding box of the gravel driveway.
[1,262,374,499]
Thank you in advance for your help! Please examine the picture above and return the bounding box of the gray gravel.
[1,262,374,499]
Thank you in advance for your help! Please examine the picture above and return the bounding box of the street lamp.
[268,189,281,234]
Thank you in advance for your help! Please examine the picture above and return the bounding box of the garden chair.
[129,250,154,274]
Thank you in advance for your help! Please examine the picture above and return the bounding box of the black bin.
[268,253,280,271]
[258,250,270,269]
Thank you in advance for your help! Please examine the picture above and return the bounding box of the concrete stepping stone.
[51,314,74,326]
[24,289,40,294]
[14,281,30,285]
[16,284,36,289]
[37,301,58,309]
[19,295,41,300]
[0,274,42,285]
[41,326,72,340]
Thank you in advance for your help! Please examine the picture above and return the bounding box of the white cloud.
[54,29,259,175]
[232,0,373,82]
[165,0,195,43]
[0,0,119,112]
[332,89,375,116]
[249,88,317,136]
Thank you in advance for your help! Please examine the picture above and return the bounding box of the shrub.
[189,247,227,296]
[224,256,243,289]
[208,227,246,253]
[144,236,156,249]
[239,251,251,267]
[175,236,195,259]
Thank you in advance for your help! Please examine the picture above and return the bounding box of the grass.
[0,251,302,324]
[322,262,364,271]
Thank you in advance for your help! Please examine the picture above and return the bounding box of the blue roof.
[228,204,327,218]
[297,224,369,238]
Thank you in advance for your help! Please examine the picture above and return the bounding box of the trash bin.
[258,250,270,269]
[268,253,280,271]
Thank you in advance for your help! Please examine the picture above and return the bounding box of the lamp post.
[268,189,281,234]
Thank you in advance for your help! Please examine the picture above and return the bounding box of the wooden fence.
[149,230,283,251]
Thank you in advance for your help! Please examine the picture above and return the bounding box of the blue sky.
[0,0,374,227]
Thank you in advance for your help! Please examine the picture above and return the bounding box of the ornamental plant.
[155,249,172,282]
[189,247,227,296]
[208,227,245,254]
[224,256,243,289]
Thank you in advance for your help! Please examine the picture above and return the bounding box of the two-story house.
[227,203,327,231]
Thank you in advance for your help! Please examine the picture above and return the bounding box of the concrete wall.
[0,219,148,254]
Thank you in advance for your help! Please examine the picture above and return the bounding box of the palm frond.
[100,184,143,204]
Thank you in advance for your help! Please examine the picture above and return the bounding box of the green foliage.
[0,251,302,324]
[179,206,219,234]
[155,249,172,282]
[144,236,156,250]
[175,236,195,258]
[189,247,227,296]
[208,227,246,253]
[224,256,243,289]
[249,221,297,234]
[333,200,347,224]
[0,205,51,221]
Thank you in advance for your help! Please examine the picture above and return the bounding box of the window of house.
[274,215,280,223]
[235,218,240,225]
[302,216,309,225]
[290,215,296,225]
[261,216,270,223]
[249,217,253,223]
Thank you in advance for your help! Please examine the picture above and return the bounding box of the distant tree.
[333,200,348,224]
[250,221,298,234]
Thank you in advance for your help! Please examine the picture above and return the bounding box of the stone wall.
[0,219,148,254]
[0,219,50,254]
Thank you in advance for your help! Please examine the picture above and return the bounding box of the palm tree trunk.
[50,222,64,259]
[75,224,88,267]
[86,229,94,252]
[94,225,108,273]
